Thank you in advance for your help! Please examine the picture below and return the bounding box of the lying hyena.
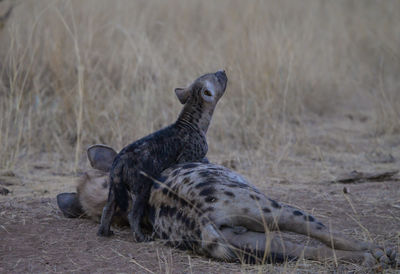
[57,145,397,268]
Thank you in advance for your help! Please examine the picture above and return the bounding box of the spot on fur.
[269,199,281,209]
[195,202,204,210]
[263,207,271,213]
[159,205,170,217]
[172,170,180,177]
[195,229,201,237]
[224,191,235,197]
[169,207,177,217]
[181,163,199,169]
[293,210,303,216]
[249,194,260,201]
[195,181,213,189]
[205,196,218,203]
[182,177,191,185]
[162,232,169,240]
[180,198,188,207]
[304,215,315,222]
[199,171,211,178]
[199,187,216,196]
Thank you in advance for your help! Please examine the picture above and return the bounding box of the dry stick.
[54,2,85,173]
[187,255,193,274]
[0,4,13,29]
[75,65,84,173]
[332,170,399,184]
[111,248,155,274]
[328,222,338,267]
[343,193,373,242]
[156,249,162,273]
[379,55,400,128]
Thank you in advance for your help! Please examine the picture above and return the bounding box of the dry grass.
[0,0,399,272]
[1,0,399,171]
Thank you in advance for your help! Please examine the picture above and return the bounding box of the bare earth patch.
[1,115,400,273]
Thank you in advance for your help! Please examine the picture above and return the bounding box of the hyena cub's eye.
[204,90,212,96]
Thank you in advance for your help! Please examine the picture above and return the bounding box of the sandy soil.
[1,114,400,273]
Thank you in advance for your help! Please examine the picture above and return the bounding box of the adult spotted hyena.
[58,145,397,268]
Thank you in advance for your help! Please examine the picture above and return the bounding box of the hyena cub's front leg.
[97,184,117,237]
[126,177,153,242]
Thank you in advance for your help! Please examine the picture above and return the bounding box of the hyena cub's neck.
[176,102,215,134]
[173,70,227,135]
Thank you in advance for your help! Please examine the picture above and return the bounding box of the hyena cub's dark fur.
[97,70,228,241]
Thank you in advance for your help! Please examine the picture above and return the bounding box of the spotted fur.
[57,146,397,268]
[97,71,227,241]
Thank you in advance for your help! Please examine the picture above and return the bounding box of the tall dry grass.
[0,0,399,171]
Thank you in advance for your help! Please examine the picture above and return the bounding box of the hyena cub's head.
[174,70,228,107]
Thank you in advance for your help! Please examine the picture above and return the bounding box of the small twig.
[0,224,10,233]
[0,4,13,24]
[0,186,10,195]
[111,248,155,274]
[331,170,399,184]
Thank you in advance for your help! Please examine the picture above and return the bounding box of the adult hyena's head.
[57,145,128,226]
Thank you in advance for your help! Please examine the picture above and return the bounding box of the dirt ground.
[1,114,400,273]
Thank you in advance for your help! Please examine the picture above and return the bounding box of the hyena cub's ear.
[174,88,191,104]
[87,144,118,172]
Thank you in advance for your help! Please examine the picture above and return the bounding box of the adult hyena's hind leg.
[216,195,396,266]
[219,228,387,266]
[275,204,382,252]
[244,201,397,266]
[199,222,236,261]
[197,219,382,266]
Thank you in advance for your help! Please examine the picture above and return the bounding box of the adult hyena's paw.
[385,247,398,266]
[374,247,398,267]
[363,247,398,269]
[97,226,114,237]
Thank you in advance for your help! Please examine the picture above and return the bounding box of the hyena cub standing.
[97,70,228,241]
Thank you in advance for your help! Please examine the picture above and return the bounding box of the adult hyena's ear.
[87,144,118,172]
[57,193,84,218]
[174,88,190,104]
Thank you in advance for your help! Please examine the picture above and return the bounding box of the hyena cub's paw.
[132,232,150,243]
[97,226,114,237]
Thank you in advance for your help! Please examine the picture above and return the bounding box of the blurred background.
[0,0,399,179]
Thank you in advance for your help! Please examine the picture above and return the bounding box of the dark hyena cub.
[97,70,228,241]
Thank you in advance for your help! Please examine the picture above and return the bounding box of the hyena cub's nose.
[215,70,226,79]
[215,70,227,86]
